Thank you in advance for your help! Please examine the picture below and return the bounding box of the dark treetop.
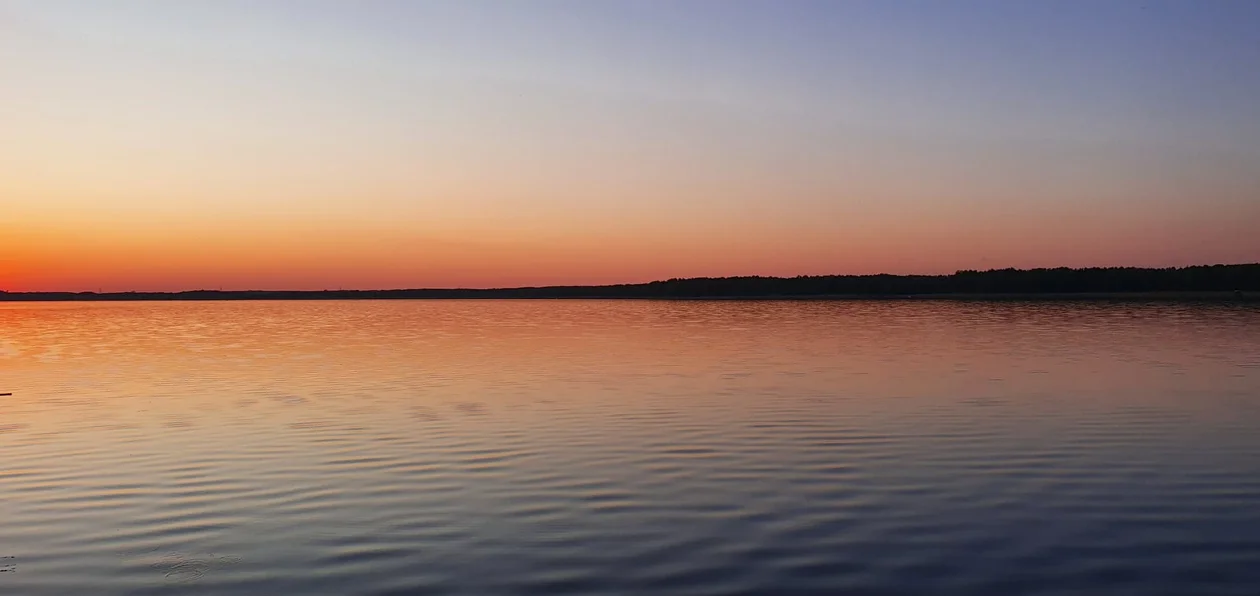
[2,262,1260,299]
[2,264,1259,301]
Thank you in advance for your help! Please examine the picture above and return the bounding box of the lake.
[2,300,1259,595]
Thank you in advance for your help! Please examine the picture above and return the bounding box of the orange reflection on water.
[2,299,1260,594]
[2,300,1258,439]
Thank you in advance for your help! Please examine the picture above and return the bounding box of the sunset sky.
[3,0,1259,291]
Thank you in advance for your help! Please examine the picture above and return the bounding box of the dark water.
[2,300,1259,595]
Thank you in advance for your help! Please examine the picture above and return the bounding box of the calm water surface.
[2,300,1259,595]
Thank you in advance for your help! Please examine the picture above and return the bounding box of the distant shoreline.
[0,292,1255,303]
[3,264,1258,302]
[669,292,1258,301]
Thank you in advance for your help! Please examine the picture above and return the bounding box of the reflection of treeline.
[3,264,1258,301]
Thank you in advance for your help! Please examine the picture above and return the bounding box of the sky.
[3,0,1259,291]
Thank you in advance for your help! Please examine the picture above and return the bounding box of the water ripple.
[1,300,1259,594]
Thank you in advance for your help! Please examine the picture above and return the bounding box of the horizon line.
[4,262,1258,296]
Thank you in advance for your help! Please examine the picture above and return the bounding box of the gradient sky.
[3,0,1259,291]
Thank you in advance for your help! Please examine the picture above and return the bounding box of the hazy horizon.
[4,0,1259,292]
[6,259,1260,294]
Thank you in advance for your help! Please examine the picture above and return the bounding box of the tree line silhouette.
[2,264,1257,301]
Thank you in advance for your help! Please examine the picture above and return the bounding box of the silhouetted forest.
[3,264,1258,301]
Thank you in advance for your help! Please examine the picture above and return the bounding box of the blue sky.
[3,0,1258,289]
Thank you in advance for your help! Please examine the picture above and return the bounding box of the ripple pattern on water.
[1,300,1259,595]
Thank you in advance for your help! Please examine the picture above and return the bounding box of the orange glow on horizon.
[5,2,1260,292]
[5,204,1258,293]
